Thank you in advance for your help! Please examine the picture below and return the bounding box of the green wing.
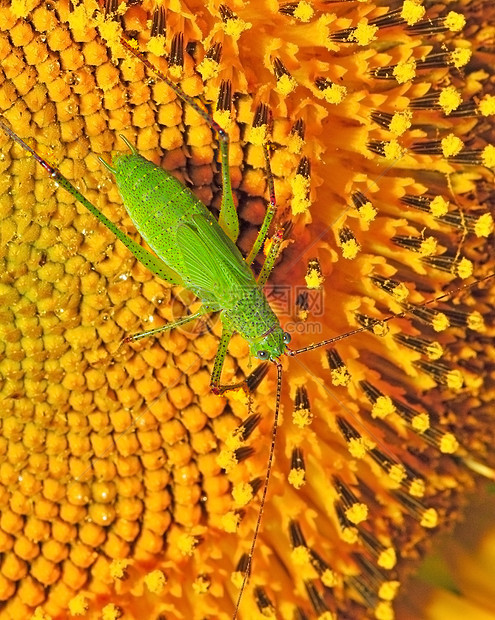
[176,213,256,307]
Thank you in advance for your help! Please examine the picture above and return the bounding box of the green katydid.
[1,35,492,620]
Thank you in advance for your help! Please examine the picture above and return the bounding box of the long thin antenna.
[0,118,54,175]
[287,273,494,356]
[232,359,283,620]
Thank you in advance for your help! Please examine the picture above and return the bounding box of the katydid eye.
[257,350,269,360]
[283,332,291,344]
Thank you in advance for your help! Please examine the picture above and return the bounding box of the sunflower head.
[0,1,494,619]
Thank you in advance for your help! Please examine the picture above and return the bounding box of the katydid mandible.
[0,36,395,619]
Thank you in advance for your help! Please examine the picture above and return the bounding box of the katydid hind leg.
[245,111,279,268]
[120,37,240,244]
[123,307,211,344]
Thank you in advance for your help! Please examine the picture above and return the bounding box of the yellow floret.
[293,407,313,427]
[389,110,412,136]
[451,48,471,68]
[109,558,130,580]
[197,57,219,80]
[456,257,473,279]
[467,311,485,332]
[393,59,416,83]
[419,236,437,256]
[232,482,254,508]
[479,94,495,116]
[412,413,430,433]
[430,195,449,216]
[146,35,167,57]
[348,437,374,459]
[392,282,409,301]
[375,601,394,620]
[378,547,397,570]
[68,594,89,616]
[276,73,297,96]
[474,213,494,238]
[439,86,462,114]
[401,0,426,25]
[305,269,324,289]
[350,22,378,46]
[446,369,464,390]
[389,464,406,484]
[221,511,241,533]
[223,17,251,38]
[217,449,238,474]
[331,366,351,387]
[383,140,404,160]
[177,533,198,557]
[445,11,466,32]
[440,433,459,454]
[247,125,267,146]
[321,569,338,587]
[432,312,450,332]
[410,479,426,497]
[291,545,311,565]
[102,604,121,620]
[345,502,368,524]
[144,570,167,594]
[288,467,306,489]
[441,134,463,157]
[482,144,495,168]
[426,342,444,360]
[357,201,377,222]
[371,396,395,419]
[213,109,233,131]
[294,2,314,22]
[341,238,360,259]
[291,173,311,215]
[421,508,439,528]
[322,83,347,104]
[379,580,401,601]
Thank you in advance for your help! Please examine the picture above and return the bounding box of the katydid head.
[251,326,291,361]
